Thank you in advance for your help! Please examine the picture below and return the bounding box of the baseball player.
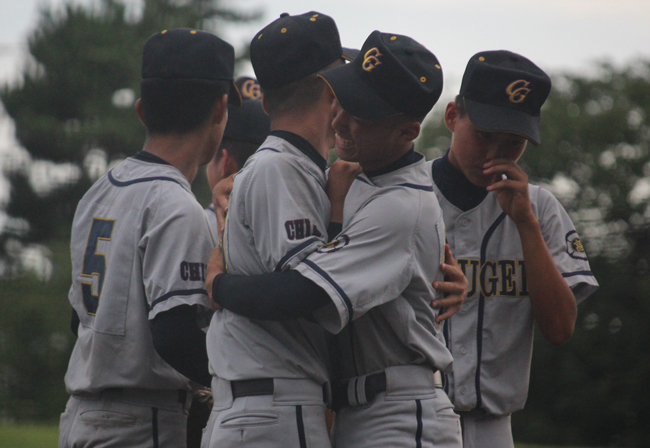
[201,11,351,448]
[204,76,270,237]
[206,31,464,448]
[429,50,600,447]
[59,29,238,448]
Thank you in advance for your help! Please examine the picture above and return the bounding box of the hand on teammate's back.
[327,160,363,223]
[431,244,468,322]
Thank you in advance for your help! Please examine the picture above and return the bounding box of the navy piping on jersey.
[355,177,434,192]
[275,237,320,272]
[134,151,172,165]
[270,130,327,172]
[108,170,183,188]
[152,407,159,448]
[301,259,354,324]
[296,406,307,448]
[151,288,208,310]
[257,147,280,153]
[475,211,507,410]
[563,270,595,278]
[415,399,423,448]
[398,183,434,191]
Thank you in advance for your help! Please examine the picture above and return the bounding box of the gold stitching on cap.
[241,80,261,100]
[506,80,532,103]
[258,33,263,39]
[310,18,316,21]
[191,30,197,34]
[281,28,287,33]
[420,77,426,83]
[312,14,319,17]
[479,56,485,61]
[390,36,397,41]
[362,48,382,72]
[162,30,167,34]
[435,64,441,69]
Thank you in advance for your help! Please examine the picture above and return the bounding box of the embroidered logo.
[505,80,531,104]
[362,48,382,72]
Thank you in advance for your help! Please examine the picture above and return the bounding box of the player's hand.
[327,161,362,222]
[205,246,225,311]
[212,174,235,242]
[431,244,468,322]
[484,159,536,226]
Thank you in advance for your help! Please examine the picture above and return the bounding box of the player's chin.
[334,145,357,162]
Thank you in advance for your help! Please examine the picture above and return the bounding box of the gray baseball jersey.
[296,155,453,377]
[65,153,216,395]
[427,158,599,416]
[205,204,218,238]
[206,132,331,384]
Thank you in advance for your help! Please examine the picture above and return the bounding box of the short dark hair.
[262,73,325,118]
[140,78,230,135]
[217,137,259,169]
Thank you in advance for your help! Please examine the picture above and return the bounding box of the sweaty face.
[331,101,404,171]
[446,103,528,187]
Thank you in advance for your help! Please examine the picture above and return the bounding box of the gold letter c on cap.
[362,48,382,72]
[241,79,261,100]
[506,80,531,104]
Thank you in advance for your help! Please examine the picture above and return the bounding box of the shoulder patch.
[566,230,587,260]
[317,234,350,253]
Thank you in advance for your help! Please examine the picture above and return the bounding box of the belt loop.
[347,374,369,407]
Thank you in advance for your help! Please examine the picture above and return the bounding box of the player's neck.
[270,115,333,161]
[142,132,211,183]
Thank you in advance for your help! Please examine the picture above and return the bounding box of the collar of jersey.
[364,145,420,178]
[431,149,488,212]
[133,151,172,165]
[269,130,327,172]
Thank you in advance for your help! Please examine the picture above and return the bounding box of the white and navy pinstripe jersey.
[427,158,599,416]
[206,131,332,384]
[65,153,216,394]
[295,154,454,378]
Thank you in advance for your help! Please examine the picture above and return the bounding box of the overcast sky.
[1,0,650,97]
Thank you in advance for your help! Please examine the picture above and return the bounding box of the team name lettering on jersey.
[284,219,322,240]
[458,258,529,298]
[180,261,207,281]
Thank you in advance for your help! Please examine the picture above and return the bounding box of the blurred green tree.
[0,0,260,274]
[417,61,650,446]
[0,0,261,422]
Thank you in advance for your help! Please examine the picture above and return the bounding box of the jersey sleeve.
[295,189,418,334]
[242,154,330,271]
[535,186,599,304]
[141,186,217,320]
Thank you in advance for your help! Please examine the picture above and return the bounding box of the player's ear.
[212,94,229,125]
[221,149,240,178]
[134,99,146,126]
[398,120,421,144]
[444,101,459,132]
[262,95,269,114]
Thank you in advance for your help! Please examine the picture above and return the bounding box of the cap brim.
[341,47,359,62]
[228,80,242,106]
[464,98,541,145]
[319,63,401,120]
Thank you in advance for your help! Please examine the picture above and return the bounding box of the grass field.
[0,423,597,448]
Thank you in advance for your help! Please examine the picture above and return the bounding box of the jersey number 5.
[80,218,115,315]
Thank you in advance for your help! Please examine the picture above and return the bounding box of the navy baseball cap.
[318,31,443,119]
[459,50,551,145]
[142,28,241,105]
[250,11,343,89]
[224,77,270,145]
